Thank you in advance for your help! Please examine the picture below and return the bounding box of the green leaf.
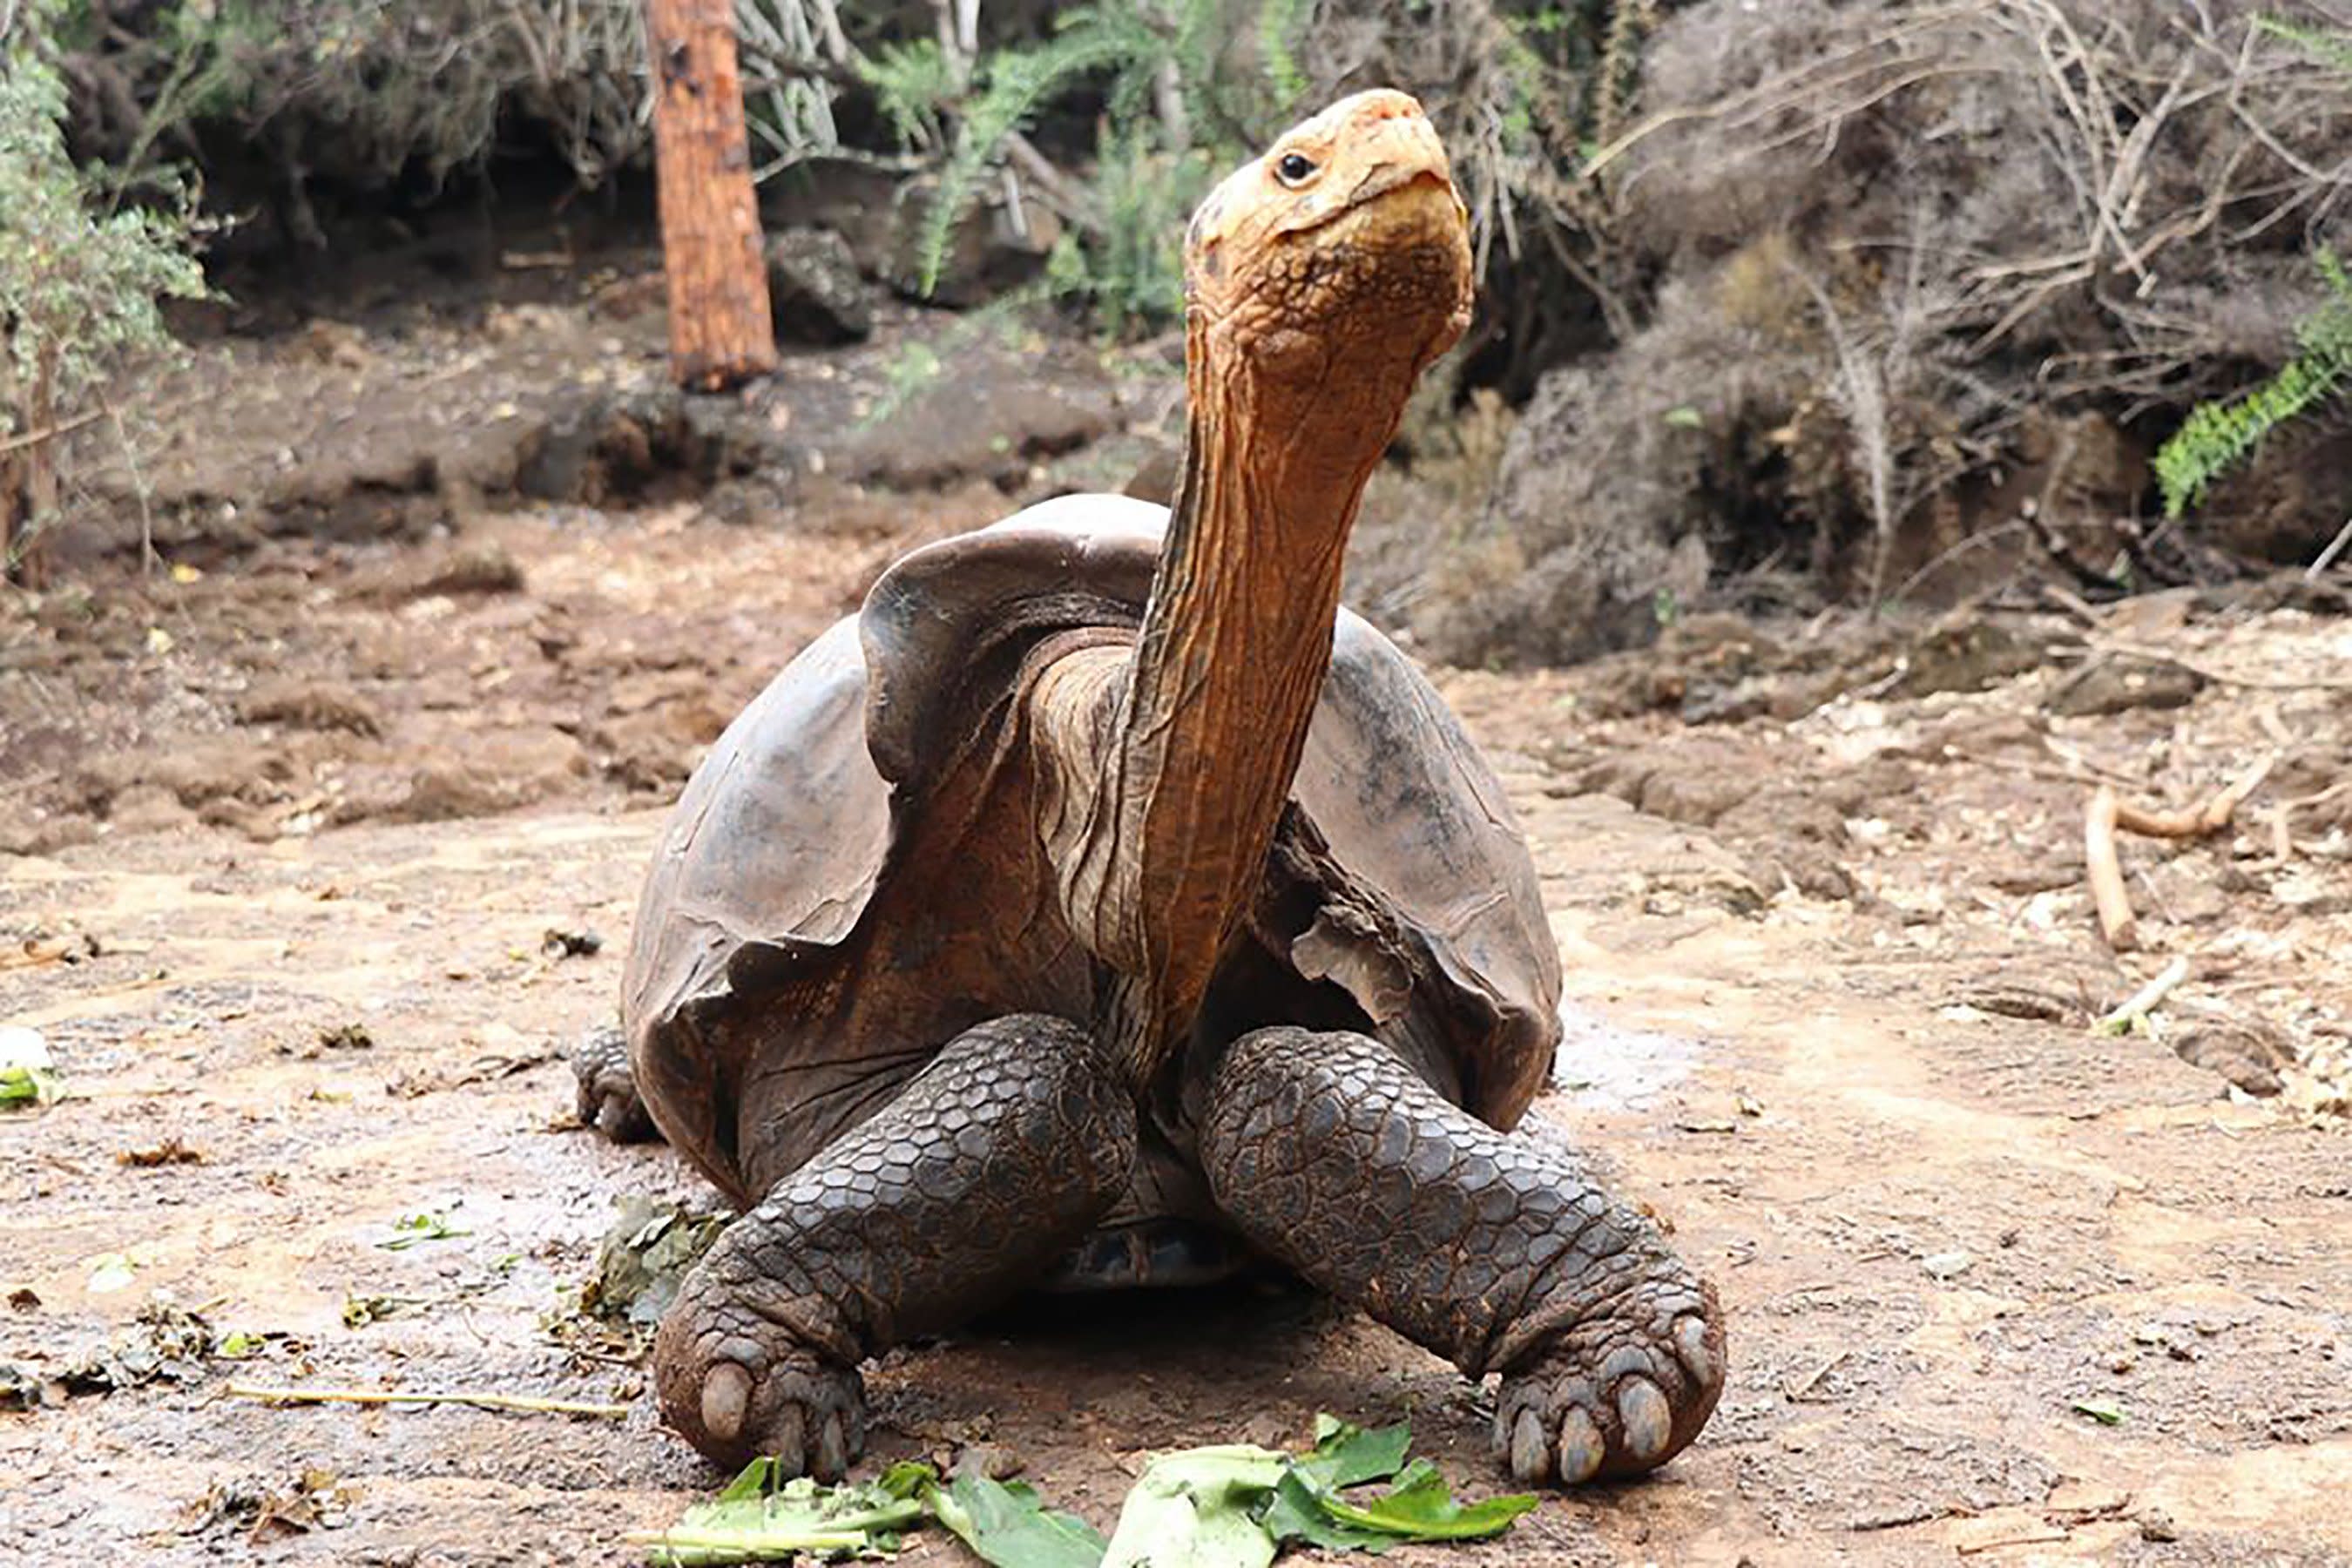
[1099,1445,1288,1568]
[929,1473,1107,1568]
[1305,1458,1539,1542]
[376,1212,470,1250]
[1662,405,1706,429]
[0,1027,57,1109]
[635,1459,936,1565]
[1295,1417,1412,1490]
[2072,1400,2126,1427]
[0,1064,55,1106]
[1261,1470,1400,1552]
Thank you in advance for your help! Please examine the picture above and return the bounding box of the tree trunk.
[3,342,58,590]
[645,0,777,391]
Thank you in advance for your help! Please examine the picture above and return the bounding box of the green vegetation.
[2154,250,2352,518]
[1,0,206,584]
[632,1415,1535,1565]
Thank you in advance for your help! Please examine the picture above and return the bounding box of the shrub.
[2,0,207,586]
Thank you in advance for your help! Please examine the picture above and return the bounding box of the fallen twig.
[2085,787,2138,950]
[1785,1348,1852,1401]
[0,407,106,456]
[226,1383,629,1418]
[2088,636,2352,693]
[2308,516,2352,581]
[2112,751,2280,838]
[1957,1524,2071,1555]
[2096,956,2190,1036]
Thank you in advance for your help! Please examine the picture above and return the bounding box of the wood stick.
[2085,786,2137,950]
[1957,1525,2072,1556]
[2111,751,2279,839]
[2096,955,2190,1035]
[2308,515,2352,581]
[2088,635,2352,693]
[226,1382,629,1417]
[0,406,105,457]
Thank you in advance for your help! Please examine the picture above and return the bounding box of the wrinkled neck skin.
[1032,298,1446,1083]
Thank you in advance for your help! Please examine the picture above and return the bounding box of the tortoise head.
[1183,90,1475,388]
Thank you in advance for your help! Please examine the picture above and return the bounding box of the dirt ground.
[4,284,2350,1567]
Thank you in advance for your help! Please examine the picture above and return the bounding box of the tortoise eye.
[1274,152,1318,186]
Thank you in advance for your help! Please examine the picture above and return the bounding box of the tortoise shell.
[621,494,1561,1213]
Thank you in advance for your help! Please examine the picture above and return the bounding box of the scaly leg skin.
[1200,1027,1725,1485]
[572,1022,659,1143]
[652,1014,1136,1476]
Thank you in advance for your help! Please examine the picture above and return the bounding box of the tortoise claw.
[571,1024,658,1144]
[1492,1298,1726,1486]
[653,1307,865,1476]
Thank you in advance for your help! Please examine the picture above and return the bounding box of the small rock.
[1922,1250,1975,1280]
[2045,656,2204,718]
[541,928,604,960]
[408,542,524,598]
[766,227,874,346]
[2172,1020,2291,1098]
[235,679,383,738]
[2136,1507,2180,1543]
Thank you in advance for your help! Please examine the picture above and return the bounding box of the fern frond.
[1592,0,1657,153]
[2154,249,2352,517]
[1259,0,1310,109]
[861,37,955,149]
[915,11,1153,295]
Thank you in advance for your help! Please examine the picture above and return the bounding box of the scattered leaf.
[542,928,605,959]
[120,1136,204,1167]
[318,1023,375,1051]
[1295,1416,1413,1490]
[87,1253,139,1294]
[1101,1445,1286,1568]
[929,1473,1107,1568]
[377,1212,470,1251]
[2072,1400,2126,1427]
[633,1457,932,1565]
[1281,1458,1538,1544]
[0,1025,58,1109]
[341,1291,432,1328]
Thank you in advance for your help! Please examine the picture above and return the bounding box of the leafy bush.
[2,1,206,585]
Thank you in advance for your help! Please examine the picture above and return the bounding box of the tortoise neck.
[1093,313,1397,1077]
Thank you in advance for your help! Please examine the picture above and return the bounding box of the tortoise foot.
[571,1023,658,1143]
[1201,1027,1727,1488]
[1493,1285,1724,1484]
[652,1301,865,1476]
[648,1015,1132,1471]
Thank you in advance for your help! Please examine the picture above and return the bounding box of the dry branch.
[2085,786,2138,950]
[226,1383,629,1417]
[2096,955,2190,1036]
[2112,752,2280,838]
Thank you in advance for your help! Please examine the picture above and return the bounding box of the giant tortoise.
[577,88,1727,1489]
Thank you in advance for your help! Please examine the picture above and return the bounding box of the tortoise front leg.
[572,1023,659,1143]
[652,1014,1135,1476]
[1200,1027,1725,1484]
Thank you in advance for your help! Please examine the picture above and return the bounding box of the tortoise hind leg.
[652,1014,1135,1476]
[572,1023,659,1143]
[1200,1026,1725,1485]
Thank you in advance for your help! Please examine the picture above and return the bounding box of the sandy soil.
[4,294,2350,1567]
